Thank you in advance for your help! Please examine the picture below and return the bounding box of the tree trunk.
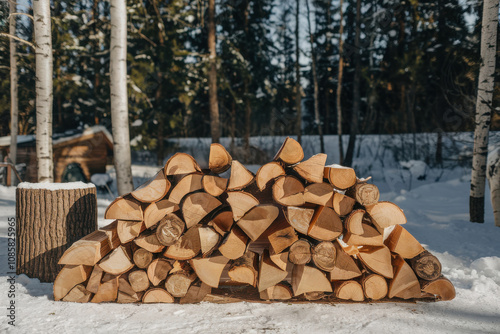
[33,0,54,183]
[9,0,19,185]
[470,0,498,223]
[487,148,499,226]
[295,0,302,144]
[324,0,332,135]
[208,0,220,143]
[110,0,133,195]
[336,0,345,165]
[17,184,97,282]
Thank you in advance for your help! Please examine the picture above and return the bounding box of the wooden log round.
[312,241,336,272]
[156,214,186,246]
[410,250,442,281]
[17,183,97,282]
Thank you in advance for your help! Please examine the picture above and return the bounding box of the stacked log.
[54,138,455,304]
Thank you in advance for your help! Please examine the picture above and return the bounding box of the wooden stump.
[17,183,97,282]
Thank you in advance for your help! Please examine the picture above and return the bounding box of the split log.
[190,255,230,288]
[147,258,173,286]
[58,230,112,266]
[272,175,305,206]
[86,265,104,294]
[304,183,334,206]
[332,193,356,216]
[288,239,312,265]
[344,209,365,235]
[421,276,455,301]
[91,275,118,303]
[117,220,145,244]
[209,143,232,173]
[312,241,336,272]
[357,246,393,279]
[258,249,288,292]
[133,248,153,269]
[182,192,222,228]
[365,201,406,230]
[164,226,201,260]
[324,164,357,190]
[256,162,286,191]
[307,206,343,241]
[237,205,279,241]
[117,291,143,304]
[269,250,289,271]
[131,169,170,203]
[105,196,143,221]
[180,282,212,304]
[329,242,362,281]
[127,270,149,292]
[353,182,379,206]
[210,210,234,235]
[168,173,203,204]
[292,265,332,296]
[218,226,248,260]
[226,191,259,221]
[228,251,258,286]
[388,255,421,299]
[361,274,388,300]
[333,281,364,301]
[303,291,326,301]
[266,219,298,254]
[143,199,179,228]
[164,153,201,176]
[227,160,255,190]
[259,282,293,300]
[293,153,327,183]
[98,246,133,276]
[409,250,442,281]
[142,288,175,303]
[156,214,186,246]
[199,226,221,256]
[384,225,424,259]
[99,220,120,250]
[53,265,93,301]
[284,206,315,235]
[62,284,92,303]
[203,175,228,197]
[273,137,304,165]
[165,272,197,297]
[343,223,384,247]
[134,231,165,253]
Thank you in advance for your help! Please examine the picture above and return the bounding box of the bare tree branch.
[0,32,36,50]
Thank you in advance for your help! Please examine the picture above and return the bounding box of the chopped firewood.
[362,274,388,300]
[421,276,455,301]
[134,231,165,253]
[131,169,170,203]
[388,255,421,299]
[288,239,312,265]
[273,137,304,165]
[384,225,424,259]
[180,282,212,304]
[199,226,221,256]
[365,201,406,229]
[256,162,286,191]
[210,210,234,235]
[99,220,120,250]
[227,160,255,190]
[312,241,337,272]
[269,250,289,271]
[284,206,315,235]
[353,182,380,206]
[357,246,393,279]
[228,251,258,286]
[272,175,305,206]
[182,192,222,228]
[343,223,384,247]
[409,250,442,281]
[156,214,186,246]
[237,205,280,241]
[168,173,203,204]
[203,175,228,197]
[164,153,201,176]
[58,230,112,266]
[324,164,357,190]
[117,291,143,304]
[147,258,173,286]
[62,284,93,303]
[329,242,362,281]
[104,196,143,221]
[260,282,293,300]
[334,280,364,301]
[304,183,334,206]
[218,226,248,260]
[91,275,119,303]
[332,193,356,216]
[209,143,232,173]
[266,219,298,254]
[86,265,104,294]
[190,255,230,288]
[143,199,179,228]
[164,226,201,260]
[98,246,134,276]
[165,272,197,297]
[292,153,327,183]
[292,265,332,296]
[142,288,175,303]
[118,275,137,295]
[304,291,326,301]
[117,220,145,244]
[308,206,343,241]
[169,260,190,274]
[344,209,365,235]
[226,191,259,221]
[133,248,153,269]
[54,265,93,301]
[128,270,150,292]
[258,249,288,292]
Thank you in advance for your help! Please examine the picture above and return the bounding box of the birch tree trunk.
[33,0,53,183]
[208,0,220,143]
[110,0,134,195]
[295,0,302,144]
[336,0,345,165]
[9,0,19,185]
[470,0,499,223]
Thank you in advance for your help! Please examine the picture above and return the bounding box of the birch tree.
[33,0,53,183]
[208,0,220,143]
[336,0,345,165]
[470,0,499,223]
[110,0,134,195]
[9,0,19,185]
[295,0,302,144]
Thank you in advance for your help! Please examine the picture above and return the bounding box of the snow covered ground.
[1,144,500,333]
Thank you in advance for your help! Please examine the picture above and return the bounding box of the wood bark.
[336,0,345,165]
[208,0,220,143]
[9,0,19,185]
[295,0,302,143]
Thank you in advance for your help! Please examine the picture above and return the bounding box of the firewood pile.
[53,138,455,304]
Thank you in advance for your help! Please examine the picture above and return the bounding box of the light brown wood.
[284,206,315,235]
[344,209,365,235]
[288,239,312,265]
[304,183,334,206]
[334,280,364,301]
[99,220,120,250]
[209,143,232,173]
[269,250,289,271]
[117,220,145,244]
[362,274,388,300]
[258,249,288,292]
[147,258,173,286]
[133,248,153,269]
[199,226,221,256]
[104,196,143,221]
[266,219,298,254]
[237,205,280,241]
[58,230,112,266]
[129,270,150,292]
[354,182,380,206]
[409,250,442,281]
[219,226,248,260]
[307,206,343,241]
[332,192,356,216]
[343,223,384,247]
[134,231,165,253]
[91,275,118,303]
[190,255,230,288]
[388,255,421,299]
[365,201,406,229]
[312,241,336,272]
[164,226,201,260]
[255,162,286,191]
[272,175,305,206]
[118,275,140,296]
[228,251,258,286]
[202,175,228,197]
[165,272,197,297]
[357,246,393,279]
[117,291,143,303]
[324,164,357,190]
[143,199,179,228]
[421,276,456,301]
[292,265,332,296]
[329,242,362,281]
[179,282,212,304]
[384,225,424,259]
[168,173,203,204]
[259,282,293,300]
[182,192,222,228]
[293,153,327,183]
[227,160,255,190]
[86,265,104,294]
[131,169,170,203]
[62,284,92,303]
[98,246,134,275]
[156,214,186,246]
[210,210,234,235]
[164,153,201,176]
[226,191,259,221]
[142,288,175,303]
[303,291,326,301]
[273,137,304,165]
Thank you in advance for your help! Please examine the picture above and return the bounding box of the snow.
[17,182,95,190]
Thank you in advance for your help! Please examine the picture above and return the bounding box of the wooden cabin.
[0,126,114,183]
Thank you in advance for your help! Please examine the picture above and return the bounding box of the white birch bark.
[110,0,134,195]
[9,0,19,185]
[33,0,53,183]
[487,148,500,226]
[470,0,499,223]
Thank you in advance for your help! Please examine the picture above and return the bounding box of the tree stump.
[16,182,97,282]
